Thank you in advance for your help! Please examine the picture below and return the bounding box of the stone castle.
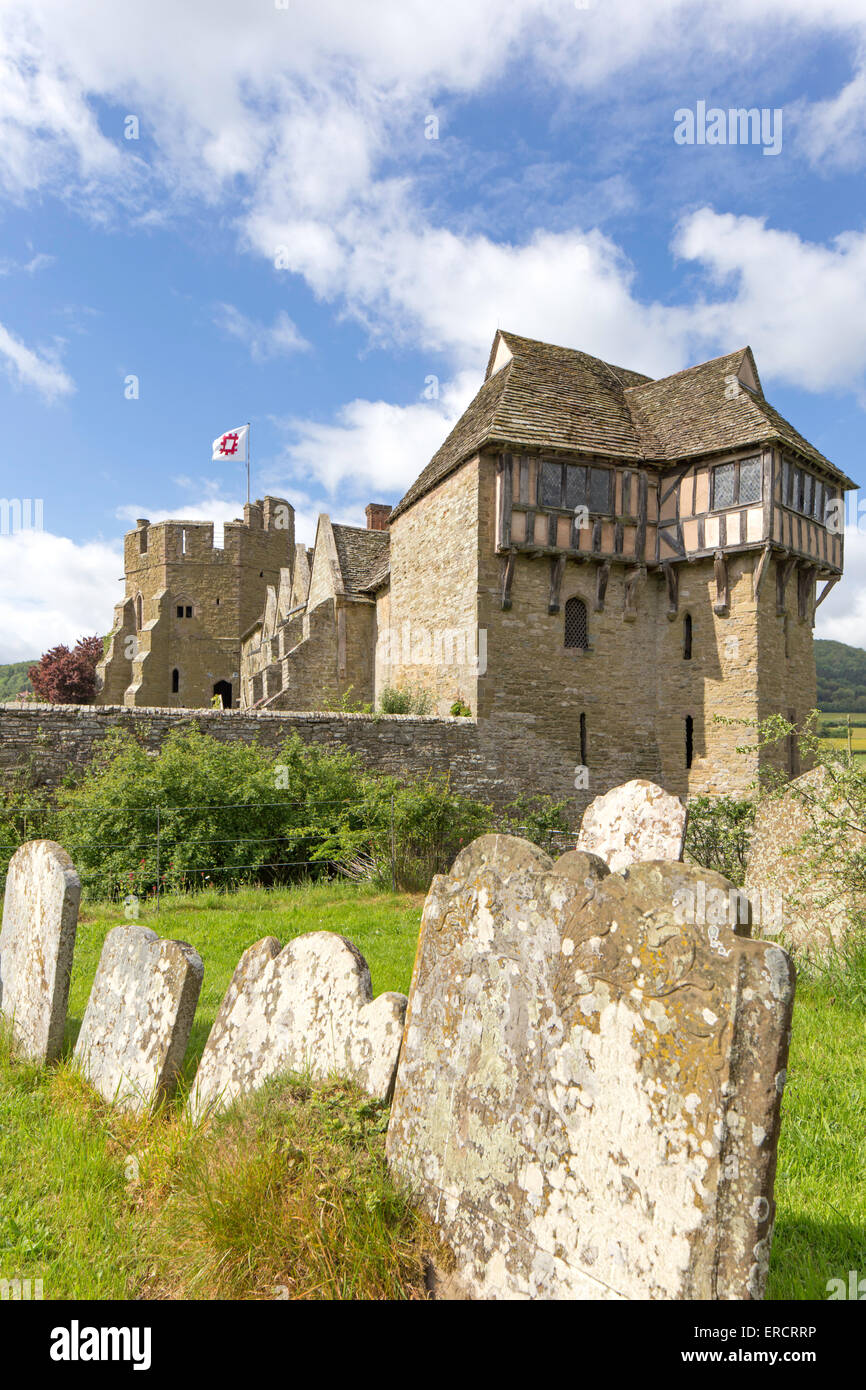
[96,329,853,804]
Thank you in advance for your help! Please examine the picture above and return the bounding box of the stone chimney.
[366,503,391,531]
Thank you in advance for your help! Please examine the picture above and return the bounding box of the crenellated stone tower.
[96,497,294,709]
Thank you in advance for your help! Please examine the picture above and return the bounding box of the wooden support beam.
[775,553,797,615]
[497,453,513,550]
[663,561,678,620]
[752,543,773,601]
[623,566,644,622]
[548,554,566,614]
[594,560,610,613]
[815,574,840,611]
[713,549,729,615]
[797,562,818,622]
[635,472,648,562]
[500,550,516,610]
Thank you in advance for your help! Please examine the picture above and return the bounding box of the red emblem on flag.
[218,432,240,456]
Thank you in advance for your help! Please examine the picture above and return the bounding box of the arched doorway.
[213,680,232,710]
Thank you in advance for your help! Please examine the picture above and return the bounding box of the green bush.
[0,727,496,898]
[684,795,755,887]
[499,794,572,857]
[378,686,432,716]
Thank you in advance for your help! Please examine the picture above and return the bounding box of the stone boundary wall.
[0,702,511,805]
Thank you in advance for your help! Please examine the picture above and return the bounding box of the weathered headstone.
[0,840,81,1062]
[577,778,687,872]
[190,931,407,1119]
[387,833,794,1301]
[74,924,203,1113]
[745,766,852,955]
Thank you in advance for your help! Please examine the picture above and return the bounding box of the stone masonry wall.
[0,703,515,806]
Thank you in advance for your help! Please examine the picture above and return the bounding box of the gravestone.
[74,924,203,1113]
[0,840,81,1062]
[191,931,406,1119]
[745,766,854,955]
[387,833,794,1301]
[577,778,687,872]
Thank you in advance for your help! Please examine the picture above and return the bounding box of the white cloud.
[673,209,866,394]
[816,524,866,649]
[0,320,74,400]
[215,304,309,360]
[0,528,121,661]
[271,371,477,501]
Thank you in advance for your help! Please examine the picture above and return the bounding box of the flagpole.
[246,421,251,504]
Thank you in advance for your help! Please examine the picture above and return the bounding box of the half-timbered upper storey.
[390,330,855,583]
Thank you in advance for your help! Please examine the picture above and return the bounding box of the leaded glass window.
[713,462,735,509]
[589,467,612,513]
[540,461,563,508]
[564,596,589,649]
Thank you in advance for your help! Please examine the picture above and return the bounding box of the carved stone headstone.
[74,925,203,1113]
[0,840,81,1062]
[577,778,687,872]
[745,766,854,955]
[387,834,794,1301]
[190,931,407,1119]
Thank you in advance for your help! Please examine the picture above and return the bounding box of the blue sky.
[3,0,866,660]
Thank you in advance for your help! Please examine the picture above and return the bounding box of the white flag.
[212,424,249,461]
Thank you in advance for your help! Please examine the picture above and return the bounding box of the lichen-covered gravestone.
[387,834,794,1301]
[190,932,406,1120]
[745,766,853,955]
[74,925,203,1112]
[0,840,81,1062]
[576,778,687,872]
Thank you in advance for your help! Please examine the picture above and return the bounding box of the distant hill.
[815,639,866,712]
[0,660,35,702]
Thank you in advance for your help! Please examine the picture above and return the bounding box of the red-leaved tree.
[28,635,104,704]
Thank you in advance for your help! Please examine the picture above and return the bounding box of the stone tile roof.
[390,331,852,520]
[332,525,390,594]
[625,349,851,480]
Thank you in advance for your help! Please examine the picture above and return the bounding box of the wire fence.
[0,796,575,908]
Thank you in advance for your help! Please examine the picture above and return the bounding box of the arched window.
[685,715,694,770]
[564,597,588,650]
[683,613,692,660]
[171,669,179,694]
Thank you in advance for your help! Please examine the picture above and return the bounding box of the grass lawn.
[1,880,864,1300]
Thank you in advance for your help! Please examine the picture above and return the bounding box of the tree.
[28,635,103,704]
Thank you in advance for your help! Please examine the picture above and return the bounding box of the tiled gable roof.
[390,331,852,520]
[331,524,389,594]
[624,348,848,479]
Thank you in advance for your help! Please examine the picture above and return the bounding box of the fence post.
[390,792,397,893]
[156,805,161,913]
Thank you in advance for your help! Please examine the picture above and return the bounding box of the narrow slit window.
[685,715,694,769]
[683,613,693,660]
[171,669,179,694]
[579,712,587,765]
[564,597,589,650]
